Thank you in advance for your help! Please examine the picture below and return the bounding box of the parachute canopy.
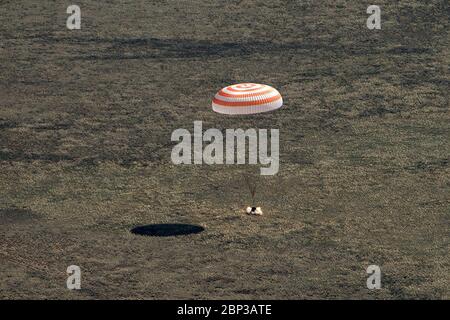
[212,83,283,115]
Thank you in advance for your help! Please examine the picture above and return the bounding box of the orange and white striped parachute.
[212,83,283,115]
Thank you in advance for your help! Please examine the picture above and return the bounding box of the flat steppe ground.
[0,0,449,299]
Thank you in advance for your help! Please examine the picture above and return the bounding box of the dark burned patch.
[0,208,40,224]
[0,151,75,162]
[130,224,204,237]
[405,158,449,173]
[222,216,240,222]
[0,119,18,130]
[66,37,381,61]
[382,273,429,299]
[386,46,432,55]
[359,106,401,118]
[31,123,72,131]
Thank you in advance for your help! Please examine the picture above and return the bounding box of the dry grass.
[0,0,449,299]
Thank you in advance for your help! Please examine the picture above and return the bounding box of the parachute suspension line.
[244,173,257,205]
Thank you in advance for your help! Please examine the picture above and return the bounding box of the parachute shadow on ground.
[130,224,204,237]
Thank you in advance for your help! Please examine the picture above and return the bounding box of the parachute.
[212,83,283,115]
[211,83,283,215]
